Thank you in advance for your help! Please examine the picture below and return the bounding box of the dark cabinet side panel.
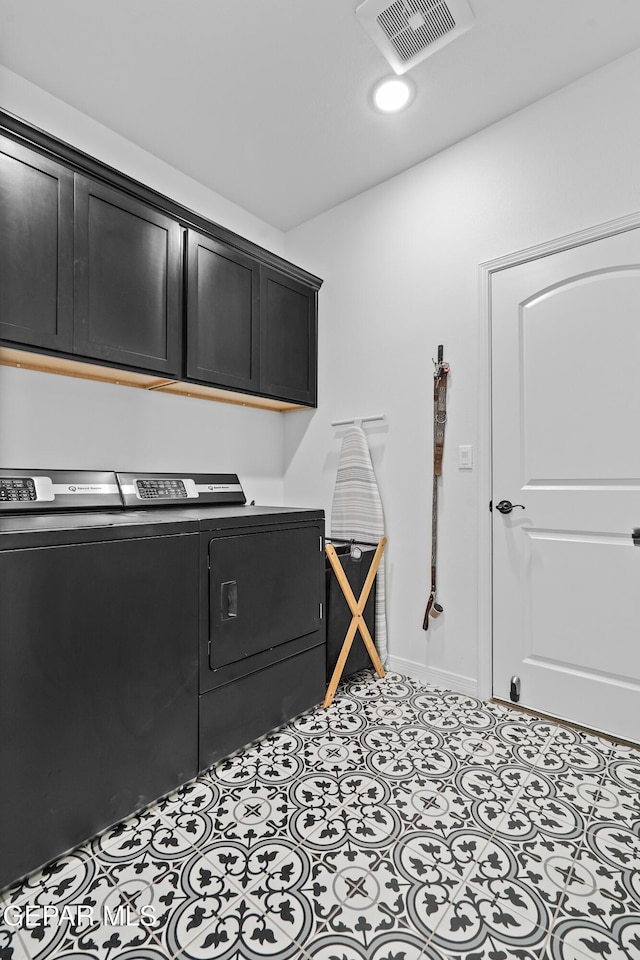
[186,231,259,391]
[74,176,182,375]
[0,137,73,350]
[260,266,317,406]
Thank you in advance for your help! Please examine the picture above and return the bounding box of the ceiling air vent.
[356,0,475,74]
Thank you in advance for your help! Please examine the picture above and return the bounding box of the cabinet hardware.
[221,580,238,619]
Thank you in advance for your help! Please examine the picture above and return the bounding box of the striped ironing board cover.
[330,425,387,665]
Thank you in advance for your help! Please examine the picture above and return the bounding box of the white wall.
[283,48,640,693]
[0,67,288,505]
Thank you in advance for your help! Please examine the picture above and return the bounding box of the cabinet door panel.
[74,176,182,374]
[0,137,73,350]
[260,266,317,405]
[187,231,259,391]
[199,645,325,769]
[209,526,321,669]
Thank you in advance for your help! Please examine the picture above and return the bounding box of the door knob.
[495,500,525,515]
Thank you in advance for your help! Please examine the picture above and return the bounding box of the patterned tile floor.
[2,671,640,960]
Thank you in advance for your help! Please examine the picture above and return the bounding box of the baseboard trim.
[386,656,478,697]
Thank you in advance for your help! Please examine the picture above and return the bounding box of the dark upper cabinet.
[186,239,318,405]
[0,138,73,351]
[260,266,317,406]
[186,231,259,392]
[0,119,321,407]
[74,176,182,376]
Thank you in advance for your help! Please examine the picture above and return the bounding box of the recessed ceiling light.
[372,76,414,113]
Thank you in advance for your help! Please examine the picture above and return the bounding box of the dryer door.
[209,524,321,668]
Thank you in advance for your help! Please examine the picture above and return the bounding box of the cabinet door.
[186,231,259,391]
[260,266,317,405]
[74,176,182,375]
[0,137,73,350]
[209,525,322,669]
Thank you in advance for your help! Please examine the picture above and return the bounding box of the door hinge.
[319,536,323,552]
[207,640,211,660]
[489,500,492,512]
[319,602,323,619]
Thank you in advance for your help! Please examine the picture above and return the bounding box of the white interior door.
[491,227,640,741]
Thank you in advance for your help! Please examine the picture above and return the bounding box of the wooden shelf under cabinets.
[0,347,306,412]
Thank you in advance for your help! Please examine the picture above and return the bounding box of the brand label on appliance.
[196,483,243,493]
[52,484,119,495]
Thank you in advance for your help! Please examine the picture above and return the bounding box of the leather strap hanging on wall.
[423,345,450,630]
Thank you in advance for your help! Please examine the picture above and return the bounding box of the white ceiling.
[1,0,640,231]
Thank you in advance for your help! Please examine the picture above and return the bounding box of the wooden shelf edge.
[0,347,307,413]
[152,379,305,411]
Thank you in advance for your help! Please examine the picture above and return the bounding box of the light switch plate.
[458,444,473,469]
